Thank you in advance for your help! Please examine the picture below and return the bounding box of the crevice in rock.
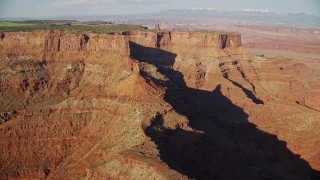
[296,101,320,112]
[0,33,5,41]
[80,34,90,50]
[220,34,228,49]
[156,33,163,48]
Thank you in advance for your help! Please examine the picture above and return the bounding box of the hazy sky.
[1,0,320,18]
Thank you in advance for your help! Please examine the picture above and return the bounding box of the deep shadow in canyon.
[129,41,320,179]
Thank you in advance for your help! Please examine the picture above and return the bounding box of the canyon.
[0,29,320,179]
[160,21,320,55]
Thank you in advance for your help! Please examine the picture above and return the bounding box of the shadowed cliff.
[129,41,320,179]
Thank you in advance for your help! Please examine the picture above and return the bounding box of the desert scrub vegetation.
[0,20,150,34]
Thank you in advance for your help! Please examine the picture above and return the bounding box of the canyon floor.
[0,23,320,179]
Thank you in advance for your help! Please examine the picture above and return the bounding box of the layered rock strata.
[0,30,319,179]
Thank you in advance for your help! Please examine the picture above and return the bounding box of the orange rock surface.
[0,30,319,179]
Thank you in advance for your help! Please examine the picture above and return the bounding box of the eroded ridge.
[0,30,319,179]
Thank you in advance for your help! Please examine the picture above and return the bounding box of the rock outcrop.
[169,31,241,49]
[0,30,319,179]
[0,31,130,56]
[0,31,241,56]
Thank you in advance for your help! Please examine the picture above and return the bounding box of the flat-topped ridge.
[0,30,241,56]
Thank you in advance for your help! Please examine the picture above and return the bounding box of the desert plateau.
[1,1,320,179]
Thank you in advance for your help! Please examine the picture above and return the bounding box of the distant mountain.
[1,8,319,29]
[159,9,320,28]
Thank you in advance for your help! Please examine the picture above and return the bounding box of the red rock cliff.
[0,31,130,56]
[170,31,241,49]
[122,30,241,49]
[0,31,241,57]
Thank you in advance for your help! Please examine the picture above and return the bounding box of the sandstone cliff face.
[0,32,45,46]
[0,30,319,179]
[43,32,130,56]
[0,31,130,56]
[121,30,241,49]
[0,31,241,56]
[169,32,241,49]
